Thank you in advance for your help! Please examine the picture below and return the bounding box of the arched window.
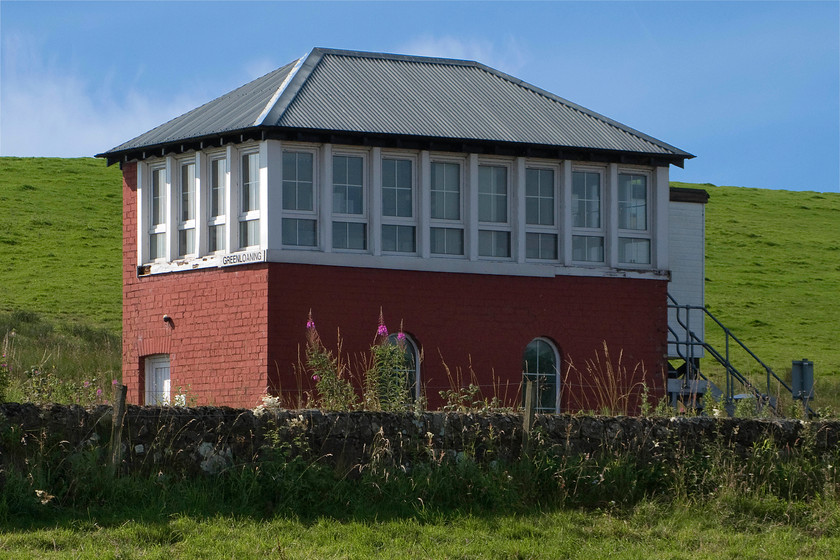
[387,333,421,402]
[522,338,560,413]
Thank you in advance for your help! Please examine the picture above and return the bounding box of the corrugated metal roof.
[106,61,298,153]
[100,48,692,164]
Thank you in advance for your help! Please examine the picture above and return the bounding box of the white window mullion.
[419,150,431,259]
[136,163,146,266]
[320,143,332,252]
[514,157,526,264]
[654,166,669,269]
[260,140,274,251]
[467,154,479,261]
[561,161,572,266]
[225,145,237,252]
[607,163,619,268]
[371,147,382,256]
[165,156,177,261]
[195,151,207,256]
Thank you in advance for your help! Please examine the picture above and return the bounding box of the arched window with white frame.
[522,337,560,413]
[387,333,421,402]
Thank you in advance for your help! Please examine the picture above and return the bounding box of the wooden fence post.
[109,383,127,475]
[522,380,536,454]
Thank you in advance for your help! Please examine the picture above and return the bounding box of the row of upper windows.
[140,143,655,267]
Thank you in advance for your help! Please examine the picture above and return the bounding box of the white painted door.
[145,354,171,405]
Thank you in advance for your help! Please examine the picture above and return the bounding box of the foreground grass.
[2,502,838,559]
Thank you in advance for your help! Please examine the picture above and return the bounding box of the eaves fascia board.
[98,124,691,168]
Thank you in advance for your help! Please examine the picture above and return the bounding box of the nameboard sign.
[220,250,266,267]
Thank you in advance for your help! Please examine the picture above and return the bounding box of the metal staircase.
[666,293,813,417]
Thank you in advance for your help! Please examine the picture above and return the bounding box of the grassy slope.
[0,158,122,330]
[672,182,840,381]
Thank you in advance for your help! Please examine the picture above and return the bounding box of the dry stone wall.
[1,403,838,477]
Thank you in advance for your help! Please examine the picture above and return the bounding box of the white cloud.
[398,35,528,76]
[0,33,204,158]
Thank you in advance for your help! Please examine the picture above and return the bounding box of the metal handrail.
[667,293,808,415]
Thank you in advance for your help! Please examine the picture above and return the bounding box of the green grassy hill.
[0,157,122,330]
[672,182,840,381]
[0,157,837,388]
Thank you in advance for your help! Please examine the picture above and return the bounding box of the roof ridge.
[253,50,310,126]
[259,49,328,126]
[309,46,480,67]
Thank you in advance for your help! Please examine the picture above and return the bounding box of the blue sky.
[2,1,838,192]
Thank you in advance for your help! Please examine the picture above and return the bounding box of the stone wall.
[1,403,838,477]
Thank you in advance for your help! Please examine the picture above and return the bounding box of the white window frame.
[428,156,466,258]
[616,169,652,267]
[206,151,228,254]
[522,337,561,413]
[524,163,561,262]
[144,354,171,405]
[280,144,319,249]
[331,149,369,253]
[570,166,606,265]
[147,162,168,263]
[477,159,513,260]
[177,156,197,258]
[380,151,418,255]
[387,332,422,402]
[238,147,261,250]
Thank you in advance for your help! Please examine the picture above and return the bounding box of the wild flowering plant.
[364,311,411,412]
[305,311,356,411]
[22,364,112,406]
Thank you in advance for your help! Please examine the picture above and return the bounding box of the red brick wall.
[266,263,668,412]
[122,163,270,407]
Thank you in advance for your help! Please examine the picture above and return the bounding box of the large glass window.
[282,151,317,247]
[430,161,463,256]
[382,224,415,253]
[618,174,647,230]
[239,152,260,248]
[478,164,510,258]
[332,221,366,250]
[381,158,415,253]
[431,162,460,221]
[522,338,559,413]
[571,170,604,263]
[333,155,364,215]
[333,154,366,250]
[149,167,166,261]
[478,230,511,258]
[526,168,554,226]
[430,227,464,256]
[208,157,226,253]
[618,173,650,265]
[178,161,196,257]
[525,167,557,260]
[382,158,412,218]
[478,165,507,223]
